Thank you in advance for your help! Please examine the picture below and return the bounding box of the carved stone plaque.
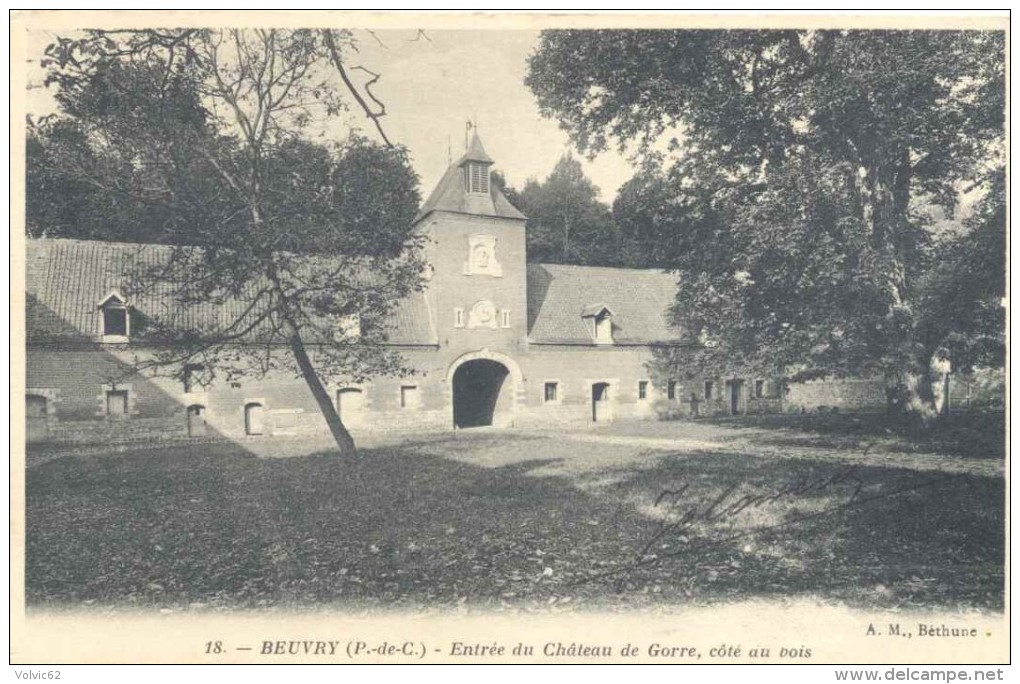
[467,300,499,329]
[464,235,502,276]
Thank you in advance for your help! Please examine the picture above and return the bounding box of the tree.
[915,169,1007,375]
[40,28,426,457]
[506,154,637,266]
[26,118,103,239]
[611,157,728,270]
[527,29,1005,419]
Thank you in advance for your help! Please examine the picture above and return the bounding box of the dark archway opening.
[452,359,511,428]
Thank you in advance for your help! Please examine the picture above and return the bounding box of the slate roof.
[414,165,526,223]
[526,263,683,345]
[25,238,437,346]
[26,239,683,349]
[414,133,526,224]
[463,131,494,164]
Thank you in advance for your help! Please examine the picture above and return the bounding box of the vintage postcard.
[10,10,1009,667]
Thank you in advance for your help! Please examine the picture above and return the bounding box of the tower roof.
[414,131,526,224]
[462,130,494,164]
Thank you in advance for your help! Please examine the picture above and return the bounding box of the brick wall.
[424,211,530,363]
[26,339,903,448]
[24,344,470,445]
[520,345,657,423]
[785,378,887,412]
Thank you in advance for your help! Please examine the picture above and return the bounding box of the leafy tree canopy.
[528,29,1005,415]
[34,28,426,455]
[498,155,641,266]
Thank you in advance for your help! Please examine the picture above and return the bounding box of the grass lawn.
[599,410,1006,460]
[25,426,1004,613]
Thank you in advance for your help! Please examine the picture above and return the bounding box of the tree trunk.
[258,213,357,459]
[887,364,942,428]
[288,329,358,458]
[854,151,943,426]
[563,214,570,261]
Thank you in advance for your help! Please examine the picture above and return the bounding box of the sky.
[25,28,637,204]
[341,30,636,202]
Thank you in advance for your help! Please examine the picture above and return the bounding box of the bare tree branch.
[321,29,393,148]
[365,29,389,50]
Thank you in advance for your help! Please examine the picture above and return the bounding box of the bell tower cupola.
[414,130,526,225]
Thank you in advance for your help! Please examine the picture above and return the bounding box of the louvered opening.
[465,162,490,194]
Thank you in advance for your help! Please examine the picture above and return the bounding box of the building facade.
[25,133,821,446]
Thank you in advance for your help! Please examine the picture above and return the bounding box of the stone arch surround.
[445,349,525,428]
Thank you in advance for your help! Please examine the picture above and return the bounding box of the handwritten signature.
[580,462,951,591]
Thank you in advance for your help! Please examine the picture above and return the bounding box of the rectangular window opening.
[704,381,714,401]
[755,379,765,399]
[400,385,419,409]
[454,308,465,328]
[103,307,128,337]
[106,389,129,417]
[639,381,649,400]
[183,364,204,393]
[667,380,677,401]
[544,382,558,403]
[501,310,511,328]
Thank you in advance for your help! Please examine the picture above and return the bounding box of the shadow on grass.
[695,410,1005,460]
[25,438,1004,613]
[600,451,1004,611]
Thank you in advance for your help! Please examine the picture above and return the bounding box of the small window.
[704,381,714,400]
[454,308,465,328]
[400,385,419,409]
[106,389,129,417]
[755,379,765,399]
[183,364,204,393]
[501,310,511,328]
[26,394,48,417]
[98,292,131,342]
[102,307,128,338]
[638,381,649,400]
[544,382,558,403]
[595,314,613,343]
[26,394,49,441]
[667,380,677,401]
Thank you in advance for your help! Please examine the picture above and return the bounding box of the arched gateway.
[447,350,522,429]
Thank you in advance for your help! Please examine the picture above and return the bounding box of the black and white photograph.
[11,10,1008,668]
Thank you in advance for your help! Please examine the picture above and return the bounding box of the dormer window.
[581,304,615,345]
[465,162,490,194]
[595,312,613,343]
[98,291,130,343]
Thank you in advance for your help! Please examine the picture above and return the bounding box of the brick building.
[25,133,809,445]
